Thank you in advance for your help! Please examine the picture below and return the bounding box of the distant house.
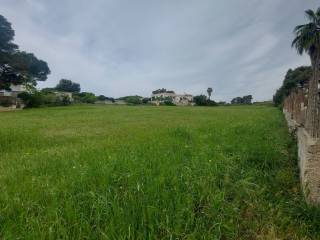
[151,89,193,106]
[114,100,127,105]
[0,84,26,97]
[0,84,26,108]
[53,91,73,102]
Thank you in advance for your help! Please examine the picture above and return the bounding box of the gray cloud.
[1,0,318,101]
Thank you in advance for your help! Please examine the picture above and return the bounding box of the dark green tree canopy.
[231,97,243,104]
[273,66,312,106]
[193,95,217,106]
[97,95,107,101]
[193,95,207,106]
[0,15,18,53]
[0,15,50,90]
[55,79,80,93]
[152,88,175,94]
[243,95,253,104]
[231,95,253,104]
[96,95,115,102]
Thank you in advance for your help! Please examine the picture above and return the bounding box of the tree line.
[274,7,320,113]
[0,14,254,108]
[273,66,312,107]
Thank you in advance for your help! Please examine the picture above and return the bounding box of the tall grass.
[0,105,319,239]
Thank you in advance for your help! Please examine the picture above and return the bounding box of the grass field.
[0,105,320,239]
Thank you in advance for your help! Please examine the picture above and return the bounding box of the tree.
[0,15,18,53]
[0,51,50,90]
[152,88,175,94]
[292,8,320,137]
[0,15,50,90]
[142,98,150,104]
[0,64,23,90]
[97,95,106,101]
[193,95,208,106]
[231,97,243,104]
[207,87,213,100]
[243,95,253,104]
[55,79,80,93]
[273,66,312,106]
[231,95,253,104]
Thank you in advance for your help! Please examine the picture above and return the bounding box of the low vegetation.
[0,105,319,239]
[18,91,71,108]
[118,95,144,105]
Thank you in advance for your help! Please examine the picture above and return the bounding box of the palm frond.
[316,7,320,18]
[293,24,307,32]
[305,9,317,23]
[316,7,320,25]
[292,36,305,55]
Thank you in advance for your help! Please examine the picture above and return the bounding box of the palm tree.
[207,87,213,100]
[292,8,320,138]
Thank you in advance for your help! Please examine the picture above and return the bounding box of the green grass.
[0,105,319,239]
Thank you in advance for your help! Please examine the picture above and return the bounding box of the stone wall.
[283,87,320,205]
[297,128,320,204]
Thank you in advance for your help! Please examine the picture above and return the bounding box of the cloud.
[1,0,318,101]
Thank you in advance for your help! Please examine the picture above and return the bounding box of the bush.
[193,95,217,106]
[119,95,143,105]
[73,92,97,104]
[42,93,57,105]
[273,66,312,106]
[142,98,150,104]
[18,91,72,108]
[207,100,218,106]
[230,95,253,105]
[18,91,43,108]
[193,95,207,106]
[161,100,176,106]
[0,97,15,107]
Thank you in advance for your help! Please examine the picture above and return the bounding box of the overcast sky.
[1,0,318,101]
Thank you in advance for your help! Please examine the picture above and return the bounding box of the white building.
[0,84,26,108]
[151,89,193,106]
[0,84,26,97]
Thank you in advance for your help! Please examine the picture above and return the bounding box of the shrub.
[142,98,150,104]
[73,92,97,104]
[119,95,143,105]
[161,100,176,106]
[18,91,72,108]
[193,95,217,106]
[0,97,14,107]
[18,91,43,108]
